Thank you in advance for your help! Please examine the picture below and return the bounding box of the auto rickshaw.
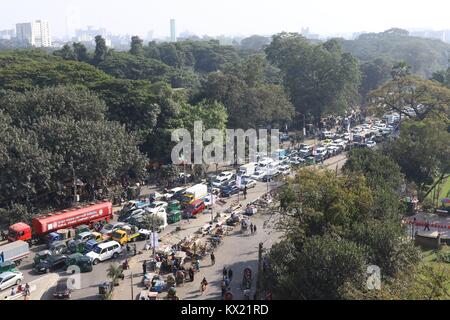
[0,260,18,273]
[75,225,91,235]
[34,250,52,267]
[168,211,182,225]
[65,253,93,273]
[168,200,182,212]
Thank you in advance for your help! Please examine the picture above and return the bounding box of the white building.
[170,19,177,42]
[16,20,52,47]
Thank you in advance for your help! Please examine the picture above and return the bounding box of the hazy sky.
[1,0,449,38]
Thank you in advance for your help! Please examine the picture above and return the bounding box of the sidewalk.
[3,273,59,301]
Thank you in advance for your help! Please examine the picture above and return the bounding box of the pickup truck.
[112,226,141,245]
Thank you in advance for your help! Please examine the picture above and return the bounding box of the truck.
[0,240,30,266]
[111,225,141,245]
[239,163,257,177]
[7,201,113,245]
[180,184,208,205]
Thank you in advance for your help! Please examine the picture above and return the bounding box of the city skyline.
[1,0,450,39]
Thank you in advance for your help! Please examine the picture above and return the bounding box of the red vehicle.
[183,200,206,218]
[8,201,113,244]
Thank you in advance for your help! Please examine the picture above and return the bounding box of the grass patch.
[420,246,450,294]
[427,176,450,205]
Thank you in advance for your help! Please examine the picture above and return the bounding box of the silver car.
[0,271,24,291]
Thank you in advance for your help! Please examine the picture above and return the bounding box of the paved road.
[6,152,348,300]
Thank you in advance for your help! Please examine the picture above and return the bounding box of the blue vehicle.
[272,149,287,160]
[220,185,240,198]
[45,232,63,246]
[84,239,99,254]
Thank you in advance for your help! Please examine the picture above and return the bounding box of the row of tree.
[265,66,450,299]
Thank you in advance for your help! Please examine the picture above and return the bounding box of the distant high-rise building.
[16,20,52,47]
[146,30,154,41]
[170,19,176,42]
[0,29,15,40]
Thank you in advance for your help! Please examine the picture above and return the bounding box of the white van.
[85,241,122,265]
[239,163,257,177]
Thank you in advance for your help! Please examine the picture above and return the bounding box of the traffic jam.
[0,113,399,299]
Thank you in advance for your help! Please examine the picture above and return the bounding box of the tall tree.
[266,33,361,127]
[385,116,450,201]
[129,36,144,56]
[93,35,108,65]
[54,44,76,60]
[73,42,90,62]
[369,74,450,121]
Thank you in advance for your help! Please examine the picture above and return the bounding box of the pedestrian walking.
[224,276,230,287]
[254,225,257,234]
[126,244,131,254]
[221,280,227,299]
[211,252,216,266]
[424,221,431,231]
[142,260,147,275]
[223,267,227,280]
[189,268,195,282]
[228,268,233,281]
[133,244,137,256]
[243,186,248,200]
[250,223,254,235]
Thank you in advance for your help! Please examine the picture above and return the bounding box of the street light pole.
[130,271,134,300]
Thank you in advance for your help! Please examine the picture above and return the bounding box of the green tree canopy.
[266,33,361,126]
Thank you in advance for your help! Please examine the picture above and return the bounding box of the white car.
[251,171,266,181]
[290,156,305,166]
[0,271,24,291]
[240,179,257,190]
[212,171,234,187]
[100,222,127,235]
[163,187,185,200]
[366,140,377,149]
[278,165,291,176]
[145,201,168,214]
[322,131,335,139]
[85,241,122,265]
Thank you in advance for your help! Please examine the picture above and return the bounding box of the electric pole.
[130,271,134,300]
[256,242,263,300]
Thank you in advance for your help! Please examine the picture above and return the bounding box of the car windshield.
[112,231,122,239]
[102,224,113,231]
[7,229,17,238]
[149,203,158,208]
[93,246,102,254]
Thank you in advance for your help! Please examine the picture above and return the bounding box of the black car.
[220,185,240,197]
[53,279,73,299]
[34,254,68,274]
